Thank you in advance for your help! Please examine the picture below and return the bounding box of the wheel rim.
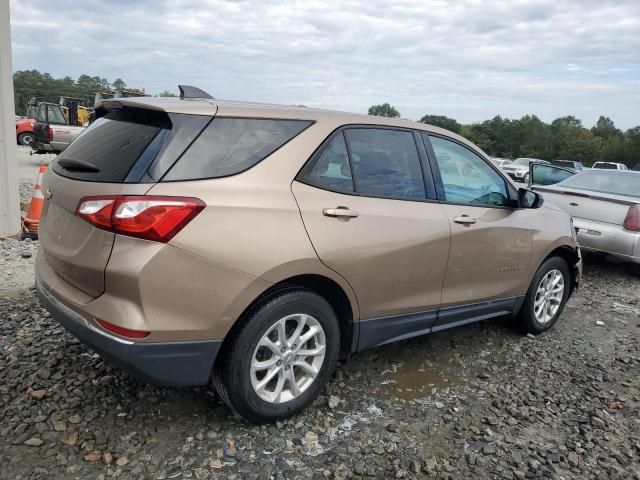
[21,134,33,145]
[533,269,565,324]
[250,314,326,403]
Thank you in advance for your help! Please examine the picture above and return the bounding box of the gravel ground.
[0,243,638,480]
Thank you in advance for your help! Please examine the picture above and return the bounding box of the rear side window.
[298,133,354,193]
[163,118,312,181]
[345,128,426,200]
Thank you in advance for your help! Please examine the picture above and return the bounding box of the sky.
[9,0,640,129]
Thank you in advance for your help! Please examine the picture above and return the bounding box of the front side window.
[345,128,426,200]
[298,133,354,193]
[164,117,312,181]
[427,135,509,207]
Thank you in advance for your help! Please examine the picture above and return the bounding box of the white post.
[0,0,20,236]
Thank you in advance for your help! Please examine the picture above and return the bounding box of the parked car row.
[527,163,639,267]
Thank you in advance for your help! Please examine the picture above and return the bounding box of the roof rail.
[178,85,213,100]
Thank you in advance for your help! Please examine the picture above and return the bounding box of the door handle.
[453,215,477,225]
[323,207,359,218]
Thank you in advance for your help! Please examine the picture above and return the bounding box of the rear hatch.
[39,101,215,298]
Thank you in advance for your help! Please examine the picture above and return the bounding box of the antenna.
[178,85,213,99]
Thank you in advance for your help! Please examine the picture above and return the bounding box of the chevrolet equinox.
[36,85,582,422]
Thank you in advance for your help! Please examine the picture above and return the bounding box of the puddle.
[379,351,465,400]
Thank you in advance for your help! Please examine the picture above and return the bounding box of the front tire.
[213,289,340,423]
[17,132,34,146]
[517,256,570,334]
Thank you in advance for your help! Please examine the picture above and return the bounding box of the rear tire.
[17,132,33,146]
[213,289,340,423]
[517,256,570,334]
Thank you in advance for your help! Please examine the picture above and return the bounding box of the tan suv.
[36,86,581,422]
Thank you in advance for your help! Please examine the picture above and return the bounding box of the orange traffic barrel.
[22,163,47,240]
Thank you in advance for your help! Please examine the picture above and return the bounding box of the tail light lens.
[47,126,53,142]
[623,204,640,232]
[76,195,205,242]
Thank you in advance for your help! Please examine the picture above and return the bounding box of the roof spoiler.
[178,85,213,100]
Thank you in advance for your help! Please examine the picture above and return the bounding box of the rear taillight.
[47,126,53,142]
[96,319,150,339]
[76,195,205,242]
[623,204,640,232]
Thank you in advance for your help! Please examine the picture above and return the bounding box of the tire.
[517,256,570,334]
[213,288,340,423]
[17,132,34,146]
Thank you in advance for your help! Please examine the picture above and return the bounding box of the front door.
[424,134,533,328]
[292,128,451,347]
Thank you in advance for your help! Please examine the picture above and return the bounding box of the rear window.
[162,117,312,181]
[52,108,210,183]
[592,162,618,170]
[558,171,640,198]
[552,160,575,168]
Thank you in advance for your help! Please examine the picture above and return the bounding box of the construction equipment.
[58,96,92,126]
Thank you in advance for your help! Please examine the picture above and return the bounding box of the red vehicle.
[16,117,37,146]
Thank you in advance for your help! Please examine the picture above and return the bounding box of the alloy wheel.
[250,313,326,403]
[533,269,565,323]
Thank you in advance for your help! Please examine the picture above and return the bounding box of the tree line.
[12,69,145,116]
[368,103,639,167]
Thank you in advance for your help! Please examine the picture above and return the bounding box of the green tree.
[367,103,400,118]
[591,116,621,139]
[419,114,461,133]
[13,69,146,116]
[112,78,127,90]
[158,90,177,97]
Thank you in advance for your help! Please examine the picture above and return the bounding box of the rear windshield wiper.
[57,158,101,173]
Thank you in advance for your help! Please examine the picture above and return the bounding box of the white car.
[502,158,549,183]
[491,157,512,168]
[592,162,628,171]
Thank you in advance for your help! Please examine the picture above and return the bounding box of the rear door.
[423,134,533,323]
[40,105,212,298]
[293,127,451,341]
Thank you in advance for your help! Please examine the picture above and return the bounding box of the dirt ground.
[0,244,638,480]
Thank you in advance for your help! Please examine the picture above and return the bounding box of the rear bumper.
[574,218,640,264]
[36,275,221,386]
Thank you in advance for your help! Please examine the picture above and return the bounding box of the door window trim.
[295,124,438,203]
[421,132,520,209]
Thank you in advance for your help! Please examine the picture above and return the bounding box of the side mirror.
[518,188,544,209]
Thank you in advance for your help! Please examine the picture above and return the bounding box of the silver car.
[529,165,640,265]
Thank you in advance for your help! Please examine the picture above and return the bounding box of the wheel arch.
[216,273,359,370]
[539,244,581,297]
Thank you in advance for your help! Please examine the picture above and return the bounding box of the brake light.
[76,195,205,242]
[47,126,53,142]
[623,204,640,232]
[96,319,150,339]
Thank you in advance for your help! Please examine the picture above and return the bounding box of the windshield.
[557,171,640,198]
[513,158,531,166]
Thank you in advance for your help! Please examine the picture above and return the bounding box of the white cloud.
[9,0,640,129]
